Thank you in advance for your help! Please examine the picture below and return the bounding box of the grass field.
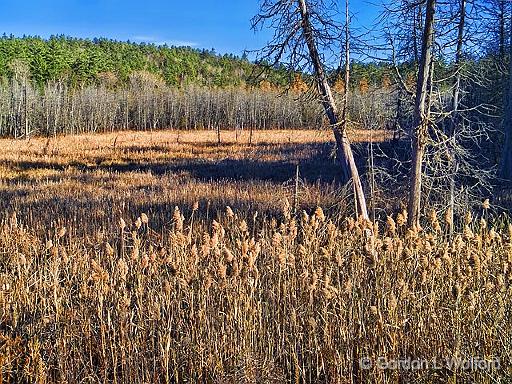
[1,129,510,383]
[0,129,388,236]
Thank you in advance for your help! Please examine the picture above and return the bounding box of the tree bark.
[342,0,350,131]
[297,0,369,220]
[408,0,436,227]
[501,5,512,179]
[447,0,466,235]
[499,0,506,60]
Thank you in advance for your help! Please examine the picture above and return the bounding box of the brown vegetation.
[0,129,389,236]
[0,129,510,383]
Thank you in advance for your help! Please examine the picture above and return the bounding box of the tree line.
[0,35,256,87]
[0,35,400,138]
[0,69,328,137]
[0,35,394,89]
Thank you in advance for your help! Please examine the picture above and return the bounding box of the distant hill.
[0,35,399,90]
[0,34,290,88]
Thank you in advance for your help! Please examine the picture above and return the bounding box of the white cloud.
[132,35,157,42]
[157,40,198,47]
[131,36,198,47]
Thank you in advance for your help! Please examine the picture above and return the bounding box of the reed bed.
[1,130,509,383]
[0,129,359,237]
[1,206,511,383]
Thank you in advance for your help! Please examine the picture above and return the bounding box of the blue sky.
[0,0,381,56]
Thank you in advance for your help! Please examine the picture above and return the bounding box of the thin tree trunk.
[413,7,420,64]
[342,0,350,130]
[297,0,368,220]
[447,0,466,235]
[24,84,29,139]
[408,0,436,227]
[450,0,465,136]
[501,6,512,179]
[499,0,506,60]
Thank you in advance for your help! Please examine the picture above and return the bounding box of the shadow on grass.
[4,141,348,184]
[1,184,347,238]
[2,139,413,235]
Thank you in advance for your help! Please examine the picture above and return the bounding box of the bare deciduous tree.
[253,0,369,219]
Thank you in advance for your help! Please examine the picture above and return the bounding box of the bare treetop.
[251,0,344,73]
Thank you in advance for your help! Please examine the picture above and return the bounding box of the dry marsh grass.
[1,129,510,383]
[0,129,370,237]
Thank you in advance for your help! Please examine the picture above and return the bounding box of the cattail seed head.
[289,219,298,239]
[396,210,407,227]
[463,225,473,240]
[386,216,396,236]
[488,228,497,242]
[173,207,183,232]
[429,209,437,225]
[140,253,149,269]
[272,232,282,248]
[277,251,287,266]
[223,247,234,263]
[163,281,171,295]
[105,242,115,257]
[57,227,67,239]
[465,211,472,225]
[469,252,481,274]
[212,220,221,233]
[301,211,309,224]
[444,208,453,226]
[239,219,248,233]
[218,263,227,279]
[117,258,128,281]
[283,198,291,220]
[314,207,325,222]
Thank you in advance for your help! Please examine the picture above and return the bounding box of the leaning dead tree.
[253,0,369,219]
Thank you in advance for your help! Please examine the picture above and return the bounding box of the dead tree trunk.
[341,0,350,132]
[499,0,506,60]
[408,0,436,227]
[298,0,369,220]
[501,7,512,179]
[447,0,466,234]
